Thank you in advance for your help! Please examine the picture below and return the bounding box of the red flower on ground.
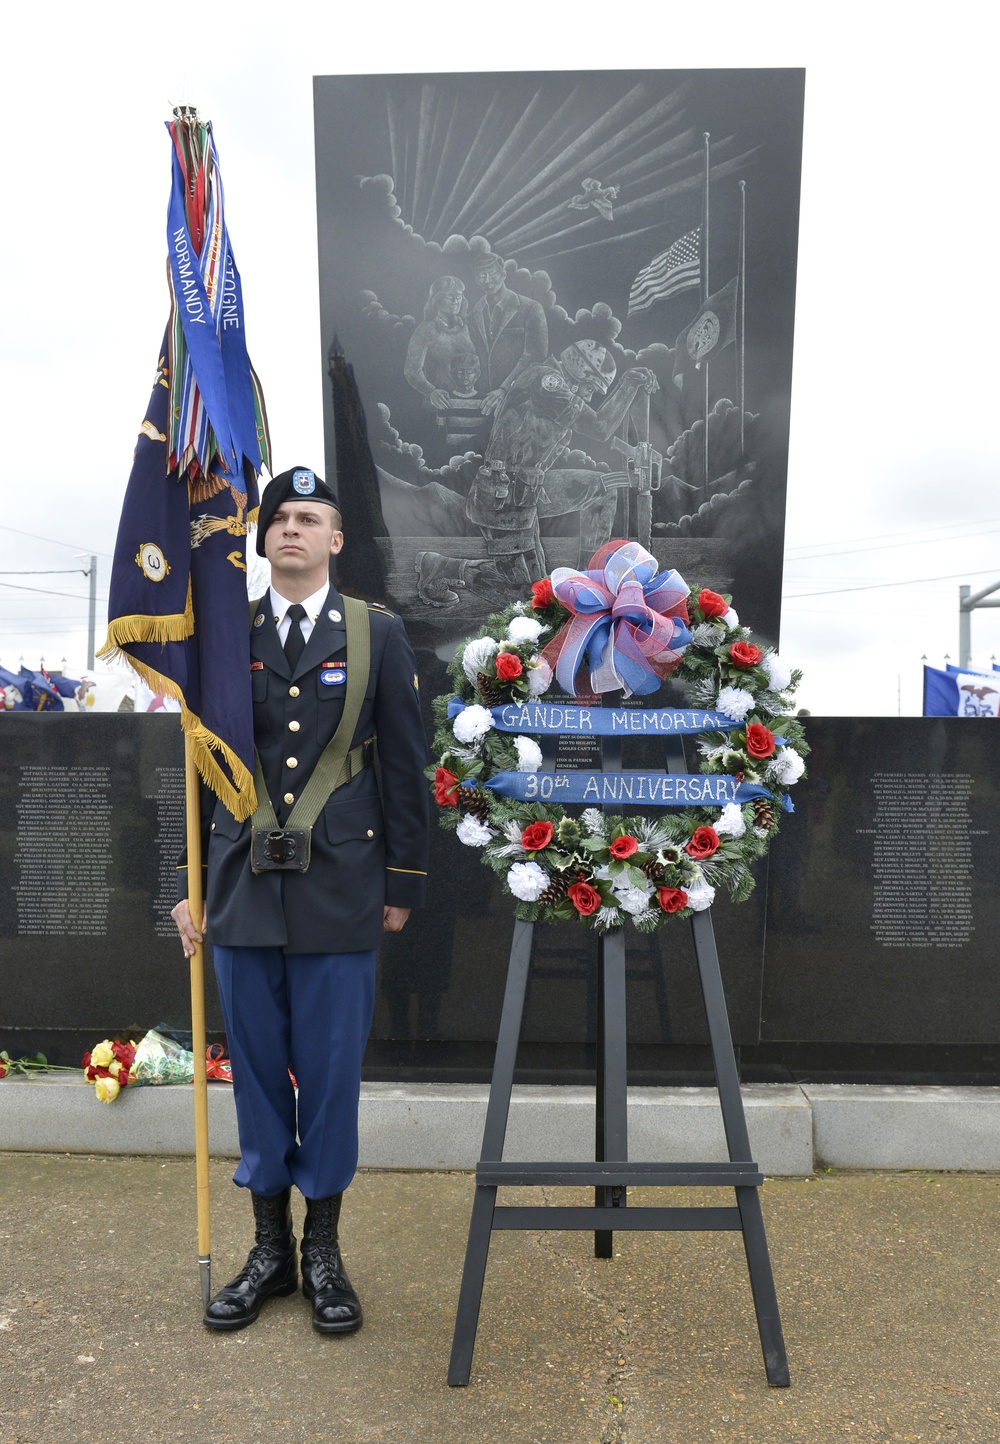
[521,821,554,851]
[0,1058,8,1079]
[531,578,556,610]
[657,886,688,914]
[609,834,639,859]
[745,723,776,759]
[495,651,523,681]
[568,880,602,916]
[685,826,720,859]
[698,588,729,618]
[729,641,762,669]
[433,768,460,806]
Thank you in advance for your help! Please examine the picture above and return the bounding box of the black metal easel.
[447,732,790,1388]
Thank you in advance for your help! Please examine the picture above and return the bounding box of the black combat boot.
[202,1188,297,1331]
[300,1193,363,1334]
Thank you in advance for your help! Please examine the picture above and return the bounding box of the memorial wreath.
[428,541,808,933]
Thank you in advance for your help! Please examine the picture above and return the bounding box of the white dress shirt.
[270,583,330,648]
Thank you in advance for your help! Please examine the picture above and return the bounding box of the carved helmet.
[559,340,616,394]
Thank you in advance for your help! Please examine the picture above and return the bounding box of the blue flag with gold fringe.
[101,112,270,820]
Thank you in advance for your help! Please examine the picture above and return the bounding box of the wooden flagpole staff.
[185,737,212,1307]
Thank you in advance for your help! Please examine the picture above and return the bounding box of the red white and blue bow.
[541,541,691,699]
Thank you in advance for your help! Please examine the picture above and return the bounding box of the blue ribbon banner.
[483,770,774,807]
[486,702,740,736]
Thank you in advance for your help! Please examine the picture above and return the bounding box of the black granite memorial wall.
[1,715,997,1083]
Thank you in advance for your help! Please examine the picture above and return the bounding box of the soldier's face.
[265,502,343,578]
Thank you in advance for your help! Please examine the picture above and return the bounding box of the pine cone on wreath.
[640,858,665,883]
[457,787,491,822]
[476,671,504,706]
[753,797,776,832]
[537,870,572,906]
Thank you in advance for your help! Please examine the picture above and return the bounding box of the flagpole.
[701,132,710,495]
[185,735,212,1307]
[733,180,738,462]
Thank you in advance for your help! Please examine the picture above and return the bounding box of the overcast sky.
[3,1,997,714]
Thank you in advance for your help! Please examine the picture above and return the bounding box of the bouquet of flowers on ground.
[82,1038,137,1103]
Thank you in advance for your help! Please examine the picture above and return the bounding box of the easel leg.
[595,928,628,1259]
[448,1185,497,1386]
[690,910,790,1387]
[449,919,534,1385]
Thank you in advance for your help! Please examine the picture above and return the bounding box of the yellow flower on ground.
[94,1075,120,1104]
[108,1059,121,1078]
[90,1041,114,1068]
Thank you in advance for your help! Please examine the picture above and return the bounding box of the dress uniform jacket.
[180,586,429,953]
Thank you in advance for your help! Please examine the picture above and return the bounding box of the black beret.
[255,467,340,556]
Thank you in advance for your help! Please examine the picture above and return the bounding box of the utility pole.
[87,555,97,670]
[959,579,1000,668]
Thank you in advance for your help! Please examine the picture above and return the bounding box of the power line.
[786,524,1000,563]
[786,515,1000,556]
[0,580,108,601]
[786,566,1000,600]
[0,523,111,556]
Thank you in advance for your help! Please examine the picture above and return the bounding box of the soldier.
[172,466,429,1334]
[414,341,657,604]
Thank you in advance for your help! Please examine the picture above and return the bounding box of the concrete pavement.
[2,1154,1000,1443]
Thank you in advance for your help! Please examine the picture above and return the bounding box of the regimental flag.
[672,277,738,388]
[627,229,700,317]
[100,114,271,820]
[0,664,28,710]
[923,664,1000,717]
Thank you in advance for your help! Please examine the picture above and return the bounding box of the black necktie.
[284,603,307,670]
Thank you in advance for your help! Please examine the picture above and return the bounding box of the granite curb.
[4,1079,1000,1173]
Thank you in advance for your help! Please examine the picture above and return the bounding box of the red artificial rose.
[0,1058,8,1079]
[531,578,556,610]
[729,641,762,669]
[745,723,776,759]
[609,834,639,859]
[118,1069,130,1089]
[685,826,720,859]
[568,880,602,916]
[495,651,523,681]
[521,821,554,851]
[657,886,688,914]
[698,588,729,618]
[433,767,461,806]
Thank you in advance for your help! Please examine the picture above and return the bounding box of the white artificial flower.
[507,860,549,902]
[691,622,725,648]
[461,636,499,684]
[507,616,545,645]
[715,685,755,722]
[456,814,494,847]
[452,704,494,744]
[526,659,551,695]
[767,747,805,785]
[513,735,543,772]
[714,802,747,838]
[723,607,739,628]
[614,883,655,917]
[593,863,614,882]
[763,652,793,692]
[684,878,716,912]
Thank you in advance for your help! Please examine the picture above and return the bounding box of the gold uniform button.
[210,822,216,831]
[288,720,300,732]
[289,685,300,697]
[367,829,374,838]
[283,792,294,805]
[286,757,298,769]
